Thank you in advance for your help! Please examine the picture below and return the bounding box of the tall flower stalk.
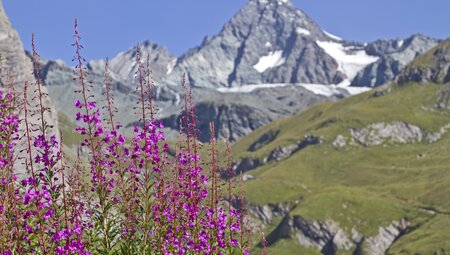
[0,19,251,255]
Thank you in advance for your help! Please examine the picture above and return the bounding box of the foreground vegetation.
[0,20,252,254]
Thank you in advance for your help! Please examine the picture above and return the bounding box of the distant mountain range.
[95,0,438,89]
[8,0,441,143]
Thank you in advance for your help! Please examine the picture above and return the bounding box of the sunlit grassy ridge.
[231,82,450,253]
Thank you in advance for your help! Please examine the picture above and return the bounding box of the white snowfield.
[259,0,287,5]
[217,83,371,97]
[253,50,286,73]
[296,27,311,36]
[316,40,379,82]
[323,31,342,41]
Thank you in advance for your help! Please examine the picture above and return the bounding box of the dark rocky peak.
[106,40,176,84]
[365,38,406,57]
[365,34,437,57]
[219,0,329,44]
[0,0,59,172]
[351,34,438,87]
[164,0,344,88]
[397,38,450,85]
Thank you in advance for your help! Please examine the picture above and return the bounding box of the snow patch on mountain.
[217,83,288,93]
[253,50,286,73]
[302,84,370,96]
[166,59,177,75]
[217,83,371,96]
[323,31,342,41]
[316,41,379,80]
[296,27,311,36]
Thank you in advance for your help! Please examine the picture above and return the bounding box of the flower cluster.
[0,89,21,255]
[0,20,251,254]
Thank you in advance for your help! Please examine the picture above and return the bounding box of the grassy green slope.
[232,83,450,254]
[404,38,450,69]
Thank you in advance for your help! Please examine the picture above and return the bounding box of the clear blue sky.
[3,0,449,64]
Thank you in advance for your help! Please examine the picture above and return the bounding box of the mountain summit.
[164,0,348,88]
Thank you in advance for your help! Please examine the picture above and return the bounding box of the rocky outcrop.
[233,157,266,175]
[347,121,450,146]
[350,122,423,146]
[364,219,409,255]
[331,121,450,149]
[332,135,346,148]
[248,202,294,225]
[267,144,298,162]
[274,216,354,254]
[268,214,408,255]
[396,38,450,85]
[268,135,322,161]
[424,123,450,143]
[351,57,401,87]
[249,130,279,152]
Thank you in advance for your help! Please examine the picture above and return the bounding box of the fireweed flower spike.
[0,18,250,255]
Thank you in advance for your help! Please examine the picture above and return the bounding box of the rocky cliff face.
[248,202,409,255]
[0,0,59,172]
[163,0,346,88]
[161,85,330,142]
[163,0,436,89]
[397,38,450,85]
[352,34,438,87]
[99,41,176,84]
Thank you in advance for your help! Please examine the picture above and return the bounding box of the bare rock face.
[164,0,344,88]
[264,213,408,255]
[233,157,266,175]
[160,85,329,142]
[0,2,34,85]
[348,121,450,146]
[248,202,294,225]
[267,135,322,161]
[352,34,438,87]
[350,122,423,146]
[276,215,354,254]
[249,129,279,152]
[364,219,409,255]
[0,0,59,173]
[396,38,450,85]
[104,41,177,84]
[332,135,346,148]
